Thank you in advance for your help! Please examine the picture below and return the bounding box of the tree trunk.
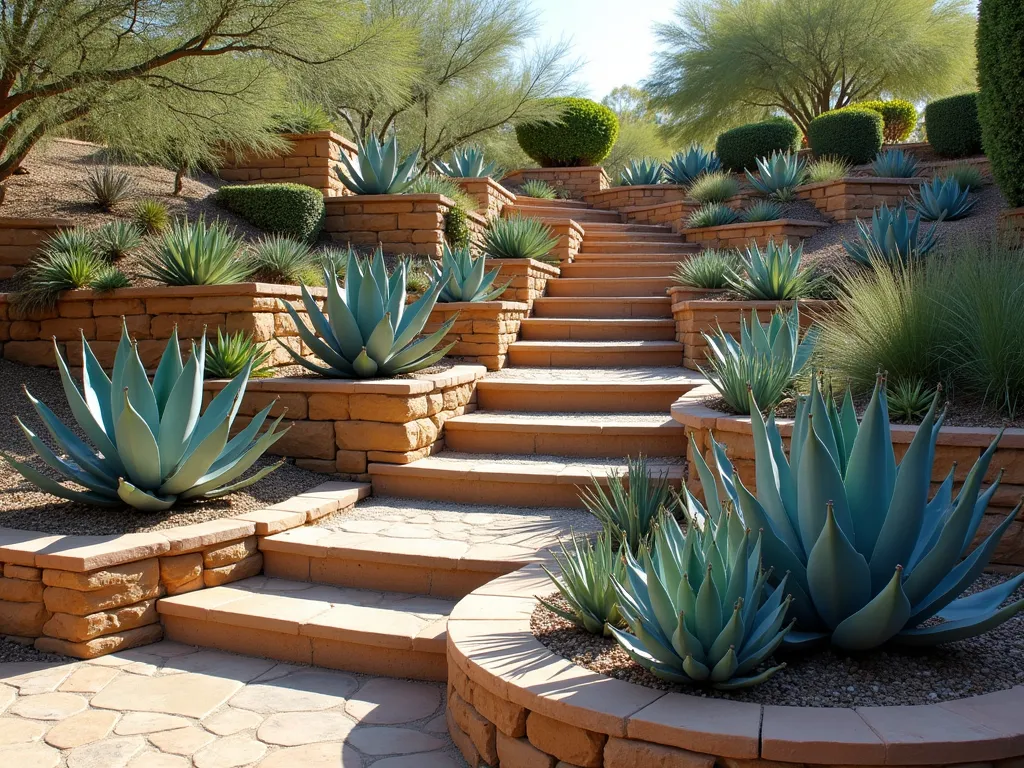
[173,164,186,195]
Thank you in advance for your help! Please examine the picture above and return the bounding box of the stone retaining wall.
[501,167,610,199]
[545,220,584,264]
[682,219,829,250]
[218,131,357,197]
[486,258,560,310]
[0,216,72,279]
[424,301,528,370]
[453,177,516,219]
[582,184,687,211]
[795,177,924,223]
[999,206,1024,247]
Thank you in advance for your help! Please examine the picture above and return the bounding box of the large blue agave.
[664,145,721,185]
[335,134,420,195]
[843,202,939,265]
[433,146,500,179]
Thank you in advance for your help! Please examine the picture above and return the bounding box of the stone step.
[559,262,676,278]
[575,222,672,233]
[476,371,703,412]
[369,454,685,508]
[546,277,674,298]
[507,340,684,367]
[509,205,622,223]
[157,577,454,681]
[520,317,676,341]
[579,241,694,254]
[570,252,685,263]
[444,411,686,457]
[531,296,673,319]
[508,197,591,210]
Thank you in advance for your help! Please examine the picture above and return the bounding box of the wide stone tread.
[531,296,673,319]
[558,262,677,278]
[507,340,684,367]
[520,317,676,341]
[476,373,703,413]
[509,206,622,222]
[571,252,686,263]
[546,277,675,298]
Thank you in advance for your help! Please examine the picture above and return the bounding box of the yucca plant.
[91,267,131,292]
[280,247,455,378]
[673,249,738,289]
[429,243,507,302]
[843,203,939,266]
[483,215,558,262]
[611,510,792,689]
[83,166,136,210]
[693,377,1024,649]
[619,158,664,186]
[688,171,739,204]
[16,247,107,310]
[142,218,251,286]
[0,324,288,510]
[539,530,626,636]
[132,199,171,233]
[335,133,420,195]
[728,239,813,300]
[94,220,143,260]
[942,162,984,192]
[742,199,783,222]
[887,377,938,422]
[745,151,806,201]
[805,156,851,184]
[206,329,273,379]
[41,226,97,257]
[687,202,739,229]
[871,149,919,178]
[579,456,676,555]
[664,145,721,185]
[433,146,500,178]
[247,235,319,285]
[700,306,818,414]
[912,177,976,222]
[518,179,557,199]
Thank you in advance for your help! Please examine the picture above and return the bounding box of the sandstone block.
[226,312,276,341]
[447,707,481,767]
[96,314,150,340]
[145,298,192,313]
[34,622,163,659]
[604,737,715,768]
[0,576,45,602]
[449,690,497,765]
[335,449,368,474]
[92,298,146,316]
[203,536,257,568]
[348,394,429,422]
[165,574,204,596]
[334,418,438,452]
[471,680,527,737]
[308,393,350,420]
[43,558,158,592]
[0,599,50,635]
[58,301,93,318]
[42,599,158,642]
[159,553,203,587]
[203,553,263,587]
[497,730,555,768]
[4,563,42,580]
[527,711,605,768]
[150,313,225,339]
[10,320,41,340]
[43,581,161,616]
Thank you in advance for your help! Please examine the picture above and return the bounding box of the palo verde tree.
[647,0,978,142]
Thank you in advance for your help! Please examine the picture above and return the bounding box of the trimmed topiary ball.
[216,183,325,241]
[715,118,801,172]
[515,98,620,167]
[807,107,884,165]
[856,99,918,143]
[925,94,983,159]
[978,1,1024,206]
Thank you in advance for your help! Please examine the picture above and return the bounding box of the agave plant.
[687,202,739,229]
[700,306,818,414]
[664,145,721,185]
[280,247,455,378]
[871,149,919,178]
[912,177,976,222]
[580,456,676,555]
[429,243,507,302]
[518,179,557,199]
[335,134,420,195]
[41,227,97,257]
[142,217,251,286]
[693,376,1024,649]
[620,158,664,186]
[433,146,500,178]
[0,324,288,510]
[483,215,558,262]
[673,249,738,290]
[742,199,783,223]
[206,329,273,379]
[133,199,171,234]
[16,247,107,310]
[745,151,806,201]
[539,530,626,636]
[843,203,939,265]
[727,239,813,300]
[611,510,793,689]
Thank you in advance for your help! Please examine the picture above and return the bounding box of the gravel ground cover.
[532,574,1024,707]
[0,637,70,664]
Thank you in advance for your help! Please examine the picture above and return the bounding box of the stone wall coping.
[671,297,836,314]
[204,364,486,396]
[0,482,370,571]
[504,166,608,176]
[540,218,587,238]
[666,286,721,302]
[432,300,529,312]
[0,282,328,305]
[0,216,73,228]
[484,257,561,277]
[682,218,830,235]
[449,176,517,199]
[324,193,455,207]
[586,183,686,198]
[448,563,1024,765]
[796,176,926,193]
[622,193,745,215]
[278,130,357,152]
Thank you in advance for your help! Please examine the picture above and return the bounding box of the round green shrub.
[925,94,983,159]
[444,205,471,250]
[515,98,620,167]
[216,183,325,241]
[807,108,884,165]
[978,0,1024,206]
[856,99,918,143]
[714,118,801,172]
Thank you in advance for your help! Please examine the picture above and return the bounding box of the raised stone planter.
[546,219,585,264]
[671,298,834,369]
[203,364,485,478]
[796,177,924,223]
[424,301,529,370]
[582,184,688,211]
[673,384,1024,569]
[0,481,368,657]
[485,258,560,310]
[448,565,1024,767]
[0,216,71,279]
[452,177,516,219]
[502,167,610,199]
[998,206,1024,247]
[682,218,829,249]
[218,131,357,197]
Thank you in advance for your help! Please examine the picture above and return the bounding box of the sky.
[529,0,679,102]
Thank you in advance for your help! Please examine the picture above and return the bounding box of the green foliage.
[887,377,937,423]
[0,323,288,510]
[206,329,273,380]
[444,206,471,250]
[977,0,1024,206]
[745,151,806,200]
[856,99,918,143]
[483,216,558,262]
[518,179,557,199]
[515,97,619,167]
[664,145,721,185]
[687,203,740,229]
[317,246,352,280]
[271,102,335,134]
[688,171,739,203]
[132,199,170,234]
[539,531,626,637]
[912,177,976,222]
[94,221,143,260]
[409,174,478,212]
[247,235,320,285]
[42,227,96,257]
[673,249,737,289]
[619,158,664,186]
[701,306,817,414]
[742,200,783,223]
[83,166,136,211]
[714,119,800,173]
[728,239,813,300]
[90,267,131,292]
[925,94,983,159]
[805,156,851,184]
[941,162,984,192]
[611,511,791,688]
[142,218,251,286]
[871,149,919,178]
[843,202,939,265]
[282,247,454,379]
[433,147,500,179]
[695,376,1024,649]
[601,119,675,181]
[406,267,433,296]
[430,243,506,302]
[216,183,325,242]
[336,134,421,195]
[579,456,676,555]
[807,108,884,165]
[16,247,108,310]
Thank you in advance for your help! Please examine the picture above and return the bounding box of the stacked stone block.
[501,167,610,199]
[453,177,517,219]
[424,301,528,370]
[795,178,925,223]
[218,131,357,197]
[583,184,687,211]
[0,216,71,279]
[682,219,829,250]
[486,258,560,310]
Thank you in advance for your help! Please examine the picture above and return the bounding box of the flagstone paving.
[0,641,466,767]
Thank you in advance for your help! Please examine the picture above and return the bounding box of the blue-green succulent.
[620,158,664,186]
[429,243,507,302]
[745,151,806,200]
[335,134,420,195]
[433,146,500,179]
[540,530,626,636]
[912,176,976,222]
[843,202,939,265]
[727,239,813,300]
[870,149,919,178]
[664,145,721,185]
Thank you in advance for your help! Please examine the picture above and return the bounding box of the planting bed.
[583,184,688,211]
[681,218,830,250]
[0,216,71,280]
[218,130,358,197]
[452,176,517,219]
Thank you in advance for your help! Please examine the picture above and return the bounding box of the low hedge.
[715,118,800,172]
[856,99,918,143]
[516,97,620,167]
[807,108,884,165]
[978,0,1023,206]
[216,183,325,241]
[925,94,983,159]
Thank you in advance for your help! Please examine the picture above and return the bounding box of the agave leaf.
[797,416,853,548]
[116,478,177,511]
[80,332,114,438]
[897,574,1024,645]
[0,451,122,506]
[806,506,872,629]
[199,460,285,499]
[709,647,739,682]
[282,300,357,374]
[159,416,230,495]
[152,326,183,413]
[24,388,119,483]
[714,662,788,690]
[217,401,275,468]
[13,417,118,498]
[365,313,396,363]
[386,317,457,371]
[114,389,163,489]
[830,567,911,650]
[845,380,895,558]
[54,341,124,475]
[748,394,801,554]
[180,421,289,499]
[158,351,202,477]
[123,343,161,438]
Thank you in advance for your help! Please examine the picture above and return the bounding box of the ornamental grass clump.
[686,202,739,229]
[842,202,939,266]
[579,456,676,555]
[619,158,664,186]
[742,199,783,223]
[518,179,557,199]
[142,217,251,286]
[540,530,625,637]
[246,235,320,285]
[805,156,851,184]
[132,199,170,233]
[664,145,721,185]
[429,243,506,302]
[16,247,108,310]
[941,162,984,192]
[0,324,288,510]
[688,170,739,204]
[91,267,131,292]
[483,215,558,262]
[673,249,738,289]
[335,133,420,195]
[206,329,273,379]
[745,151,805,201]
[93,220,143,260]
[727,239,814,300]
[83,166,136,210]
